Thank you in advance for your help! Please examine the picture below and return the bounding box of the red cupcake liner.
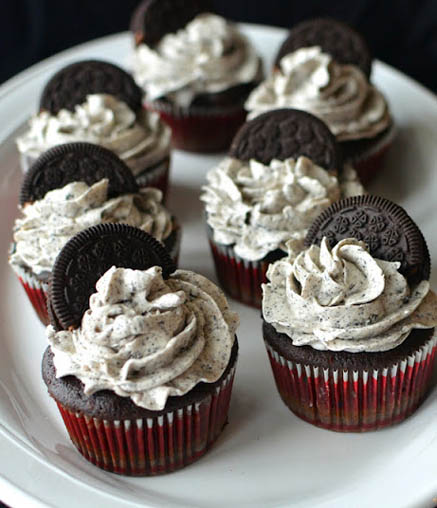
[54,366,236,475]
[145,101,247,153]
[13,264,49,325]
[134,157,171,202]
[208,238,283,308]
[346,124,396,185]
[265,335,437,432]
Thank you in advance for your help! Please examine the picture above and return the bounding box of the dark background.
[1,0,437,92]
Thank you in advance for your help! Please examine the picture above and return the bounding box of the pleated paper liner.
[129,156,171,202]
[342,123,396,185]
[207,227,285,308]
[265,335,437,432]
[12,263,49,325]
[55,366,236,475]
[145,100,247,153]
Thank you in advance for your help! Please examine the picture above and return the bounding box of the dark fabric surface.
[1,0,436,92]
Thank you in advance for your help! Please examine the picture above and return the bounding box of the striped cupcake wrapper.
[265,335,437,432]
[13,264,49,325]
[145,101,247,153]
[208,235,283,308]
[134,157,171,202]
[55,366,236,475]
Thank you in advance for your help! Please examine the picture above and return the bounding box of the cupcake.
[262,195,437,432]
[42,224,239,475]
[16,60,172,198]
[201,109,365,308]
[245,18,395,183]
[9,142,180,325]
[130,0,263,152]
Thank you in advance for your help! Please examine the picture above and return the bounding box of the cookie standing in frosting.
[47,265,239,410]
[131,13,261,108]
[262,237,437,353]
[10,180,174,277]
[17,94,171,175]
[129,1,263,153]
[17,59,172,196]
[246,47,391,141]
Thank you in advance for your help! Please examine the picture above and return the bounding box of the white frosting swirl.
[16,94,171,174]
[131,13,260,107]
[9,180,173,276]
[262,238,437,353]
[245,47,390,141]
[47,266,238,410]
[200,156,364,261]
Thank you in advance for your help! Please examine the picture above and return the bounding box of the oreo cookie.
[20,142,139,206]
[305,195,430,284]
[275,18,372,78]
[130,0,213,47]
[40,60,143,115]
[49,223,177,330]
[229,109,341,170]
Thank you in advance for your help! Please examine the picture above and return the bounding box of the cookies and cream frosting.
[131,13,260,107]
[201,156,364,261]
[16,94,171,172]
[262,238,437,353]
[245,47,390,141]
[47,265,238,410]
[9,180,172,276]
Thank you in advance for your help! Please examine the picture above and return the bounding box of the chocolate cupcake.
[262,195,437,432]
[16,60,172,198]
[9,143,180,325]
[201,109,365,307]
[130,0,263,152]
[245,18,395,183]
[43,224,239,475]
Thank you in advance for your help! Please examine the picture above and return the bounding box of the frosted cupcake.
[43,224,239,475]
[245,19,395,183]
[16,60,172,197]
[130,0,263,152]
[201,109,364,307]
[263,195,436,431]
[9,143,180,325]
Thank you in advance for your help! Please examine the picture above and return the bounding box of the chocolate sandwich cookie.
[49,223,176,330]
[275,18,372,78]
[229,108,341,170]
[304,194,430,284]
[40,60,143,115]
[130,0,213,47]
[20,142,139,205]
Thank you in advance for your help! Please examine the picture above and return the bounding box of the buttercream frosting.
[9,180,173,276]
[201,156,364,261]
[47,265,238,410]
[245,47,390,141]
[16,94,171,173]
[262,237,437,353]
[131,13,260,107]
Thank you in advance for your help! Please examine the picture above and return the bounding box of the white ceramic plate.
[1,24,437,508]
